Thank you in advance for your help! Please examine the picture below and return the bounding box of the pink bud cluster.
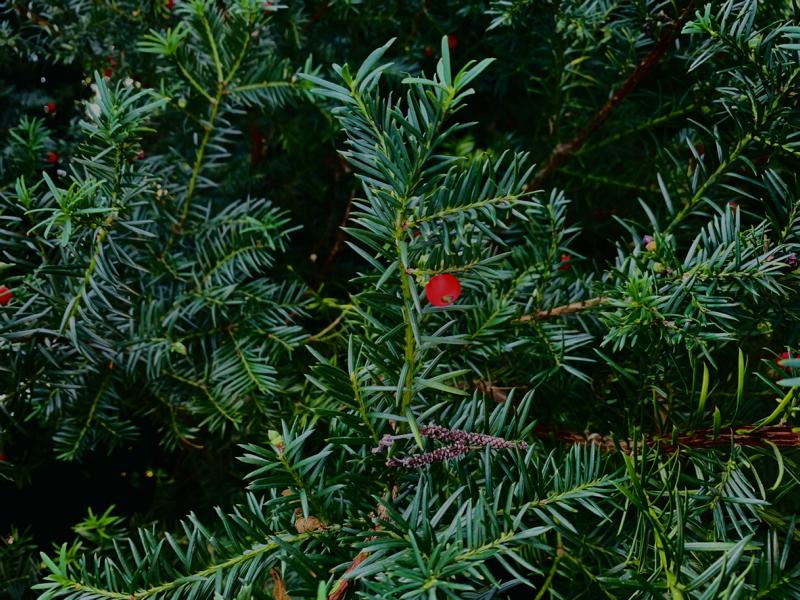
[386,443,470,468]
[374,423,528,469]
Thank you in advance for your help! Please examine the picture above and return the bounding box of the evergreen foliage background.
[1,0,800,598]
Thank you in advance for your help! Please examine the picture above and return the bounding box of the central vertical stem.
[399,269,416,413]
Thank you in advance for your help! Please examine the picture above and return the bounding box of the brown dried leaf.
[294,514,324,533]
[271,568,291,600]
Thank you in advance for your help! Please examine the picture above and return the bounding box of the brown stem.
[534,424,800,453]
[328,488,396,600]
[519,296,606,322]
[473,379,512,403]
[327,551,370,600]
[526,1,697,191]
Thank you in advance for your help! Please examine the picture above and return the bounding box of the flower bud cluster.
[374,423,527,469]
[419,424,527,450]
[386,443,469,468]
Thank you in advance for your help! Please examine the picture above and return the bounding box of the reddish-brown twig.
[519,296,606,322]
[527,1,697,191]
[534,424,800,453]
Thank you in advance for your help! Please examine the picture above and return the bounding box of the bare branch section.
[519,296,606,322]
[534,424,800,453]
[526,0,697,190]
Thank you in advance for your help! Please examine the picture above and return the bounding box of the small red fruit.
[0,286,12,306]
[103,67,113,78]
[0,454,6,462]
[776,351,797,372]
[46,151,58,164]
[425,274,461,307]
[136,150,145,160]
[447,35,458,50]
[166,0,174,9]
[558,254,571,271]
[423,47,434,57]
[45,102,56,114]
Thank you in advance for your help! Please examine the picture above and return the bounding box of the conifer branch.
[61,370,113,460]
[665,132,753,233]
[408,192,527,225]
[176,60,215,102]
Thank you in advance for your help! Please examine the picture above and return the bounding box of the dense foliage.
[2,0,800,598]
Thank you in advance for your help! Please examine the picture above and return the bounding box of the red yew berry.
[166,0,175,10]
[0,454,6,462]
[0,286,12,306]
[776,351,798,372]
[447,35,458,50]
[425,274,461,307]
[559,254,571,270]
[423,47,434,57]
[45,102,56,114]
[103,67,113,78]
[136,150,145,160]
[46,151,58,164]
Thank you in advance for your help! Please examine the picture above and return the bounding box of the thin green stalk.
[230,81,297,94]
[176,60,214,102]
[351,370,379,443]
[409,192,526,225]
[177,12,255,229]
[64,370,112,458]
[230,332,269,394]
[200,11,224,83]
[534,554,561,600]
[580,105,697,153]
[399,274,416,414]
[60,224,111,333]
[665,132,753,234]
[180,90,222,225]
[167,371,237,425]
